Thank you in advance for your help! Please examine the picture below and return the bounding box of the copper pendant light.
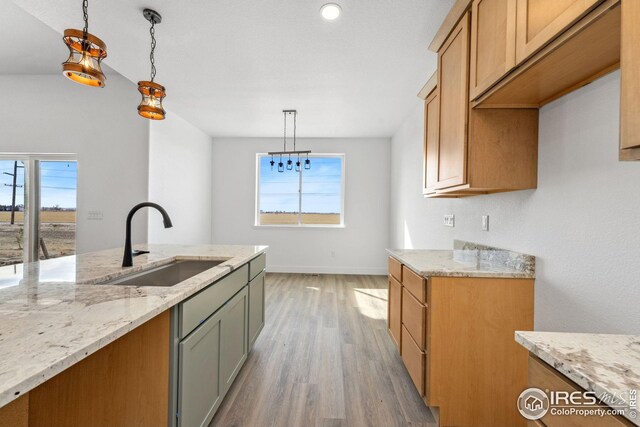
[138,9,166,120]
[62,0,107,87]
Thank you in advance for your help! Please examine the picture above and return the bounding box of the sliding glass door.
[0,155,77,266]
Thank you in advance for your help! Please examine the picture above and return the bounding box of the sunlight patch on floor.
[353,287,387,320]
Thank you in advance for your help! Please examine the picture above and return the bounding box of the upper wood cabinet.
[424,9,538,197]
[515,0,604,63]
[436,12,471,190]
[423,86,439,194]
[469,0,517,100]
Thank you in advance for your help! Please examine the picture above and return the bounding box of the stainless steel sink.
[100,260,225,287]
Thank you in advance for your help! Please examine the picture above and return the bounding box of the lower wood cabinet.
[388,256,535,427]
[401,325,426,397]
[388,275,402,351]
[527,355,634,427]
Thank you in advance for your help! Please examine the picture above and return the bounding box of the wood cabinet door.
[515,0,603,63]
[470,0,517,100]
[437,12,470,190]
[388,275,402,351]
[423,89,440,194]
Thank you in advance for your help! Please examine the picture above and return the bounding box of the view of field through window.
[0,160,77,266]
[258,155,343,226]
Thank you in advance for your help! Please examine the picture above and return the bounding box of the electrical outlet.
[443,214,455,227]
[482,215,489,231]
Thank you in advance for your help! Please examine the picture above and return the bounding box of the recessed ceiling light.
[320,3,341,20]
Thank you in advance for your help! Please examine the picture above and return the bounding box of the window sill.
[253,224,346,229]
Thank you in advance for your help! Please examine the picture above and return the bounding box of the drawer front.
[401,325,425,396]
[249,253,266,281]
[528,355,632,427]
[401,287,426,349]
[402,265,426,303]
[388,275,402,351]
[388,256,402,282]
[180,264,249,338]
[527,421,545,427]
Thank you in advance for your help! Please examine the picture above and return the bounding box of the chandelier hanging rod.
[267,150,311,155]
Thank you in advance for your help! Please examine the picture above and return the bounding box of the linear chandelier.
[268,110,311,172]
[137,9,166,120]
[62,0,107,87]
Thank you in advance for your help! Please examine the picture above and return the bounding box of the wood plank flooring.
[210,273,436,427]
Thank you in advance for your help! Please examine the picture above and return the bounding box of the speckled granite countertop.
[516,331,640,425]
[0,244,267,409]
[386,240,535,279]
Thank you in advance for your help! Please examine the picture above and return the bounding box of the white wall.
[148,112,213,244]
[390,71,640,335]
[0,74,150,254]
[212,138,391,274]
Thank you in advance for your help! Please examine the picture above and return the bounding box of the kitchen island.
[0,244,267,427]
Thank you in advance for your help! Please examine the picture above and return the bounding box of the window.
[256,154,344,227]
[0,154,77,266]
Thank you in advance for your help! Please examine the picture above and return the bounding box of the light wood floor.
[210,273,436,427]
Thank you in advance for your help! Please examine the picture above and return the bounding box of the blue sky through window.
[259,156,342,214]
[0,160,77,209]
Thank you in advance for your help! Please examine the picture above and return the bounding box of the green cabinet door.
[248,270,265,349]
[220,286,249,396]
[178,309,223,427]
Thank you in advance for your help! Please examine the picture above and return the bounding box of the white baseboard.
[266,265,387,275]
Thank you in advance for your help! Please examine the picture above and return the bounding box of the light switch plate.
[482,215,489,231]
[443,214,455,227]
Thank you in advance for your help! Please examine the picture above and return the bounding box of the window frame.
[254,153,346,228]
[0,153,77,263]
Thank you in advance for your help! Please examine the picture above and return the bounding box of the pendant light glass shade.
[62,30,107,87]
[137,80,166,120]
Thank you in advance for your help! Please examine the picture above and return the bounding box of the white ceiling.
[8,0,454,137]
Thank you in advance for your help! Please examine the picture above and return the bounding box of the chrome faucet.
[122,202,173,267]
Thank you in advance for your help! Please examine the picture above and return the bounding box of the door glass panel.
[0,160,25,266]
[39,161,77,260]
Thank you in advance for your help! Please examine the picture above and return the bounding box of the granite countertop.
[0,244,267,409]
[516,331,640,425]
[387,241,535,279]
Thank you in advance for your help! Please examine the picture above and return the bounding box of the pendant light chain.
[149,20,157,82]
[82,0,89,38]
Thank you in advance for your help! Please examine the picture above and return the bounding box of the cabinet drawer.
[249,253,266,281]
[402,265,426,303]
[179,264,249,338]
[401,325,425,396]
[388,256,402,282]
[401,287,426,349]
[529,355,632,427]
[388,275,402,351]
